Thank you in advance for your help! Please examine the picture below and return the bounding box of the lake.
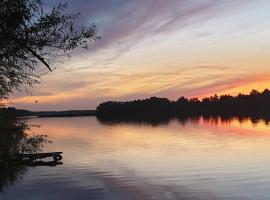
[1,116,270,200]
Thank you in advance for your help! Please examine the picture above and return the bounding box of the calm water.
[1,116,270,200]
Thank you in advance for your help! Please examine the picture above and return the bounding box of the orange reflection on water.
[27,116,270,165]
[22,115,270,200]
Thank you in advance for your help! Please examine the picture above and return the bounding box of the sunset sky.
[11,0,270,111]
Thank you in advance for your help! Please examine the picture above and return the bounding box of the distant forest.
[0,108,95,118]
[96,89,270,121]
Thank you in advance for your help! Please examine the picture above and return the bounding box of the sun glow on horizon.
[9,0,270,111]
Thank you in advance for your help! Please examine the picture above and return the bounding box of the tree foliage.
[0,108,51,160]
[0,108,52,192]
[96,89,270,121]
[0,0,100,99]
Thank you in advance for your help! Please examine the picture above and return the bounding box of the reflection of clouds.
[2,167,222,200]
[8,117,269,200]
[37,116,270,156]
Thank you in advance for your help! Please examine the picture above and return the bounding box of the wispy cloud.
[57,0,254,64]
[11,64,270,110]
[10,0,270,110]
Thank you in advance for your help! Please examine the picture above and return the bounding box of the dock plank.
[18,152,63,161]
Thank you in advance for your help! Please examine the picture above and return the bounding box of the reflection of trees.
[0,158,27,192]
[0,108,50,158]
[0,108,57,192]
[97,116,171,127]
[98,115,270,127]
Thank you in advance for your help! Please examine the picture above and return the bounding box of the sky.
[10,0,270,111]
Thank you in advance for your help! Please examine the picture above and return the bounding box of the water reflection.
[0,110,59,193]
[0,159,27,192]
[98,115,270,127]
[1,116,270,200]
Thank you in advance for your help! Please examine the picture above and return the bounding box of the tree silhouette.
[0,0,100,99]
[97,89,270,122]
[0,108,50,159]
[0,108,55,192]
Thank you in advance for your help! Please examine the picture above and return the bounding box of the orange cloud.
[9,68,270,110]
[194,72,270,98]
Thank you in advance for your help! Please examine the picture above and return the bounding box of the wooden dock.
[18,152,63,161]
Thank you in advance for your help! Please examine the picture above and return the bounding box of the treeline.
[96,89,270,121]
[0,108,96,118]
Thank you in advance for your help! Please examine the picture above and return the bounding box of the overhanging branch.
[25,47,52,72]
